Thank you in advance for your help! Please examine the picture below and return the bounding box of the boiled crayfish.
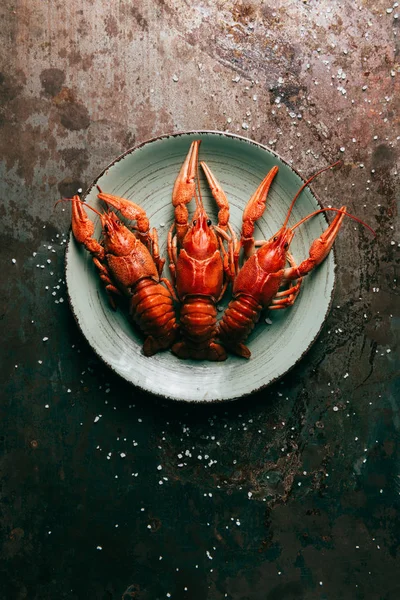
[167,140,236,360]
[217,163,376,358]
[66,190,178,356]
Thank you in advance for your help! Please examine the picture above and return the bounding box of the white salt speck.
[333,406,339,412]
[45,404,50,409]
[42,337,49,342]
[172,74,179,82]
[242,122,249,130]
[12,258,16,264]
[157,465,162,470]
[344,373,349,379]
[206,550,213,560]
[340,147,345,152]
[120,453,126,458]
[96,546,102,550]
[94,416,100,423]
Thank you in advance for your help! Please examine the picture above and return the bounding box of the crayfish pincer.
[168,140,237,361]
[62,191,178,356]
[217,162,376,359]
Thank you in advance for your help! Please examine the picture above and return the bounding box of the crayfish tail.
[217,295,261,358]
[131,279,178,355]
[223,342,251,359]
[171,340,227,361]
[143,334,176,357]
[176,296,227,360]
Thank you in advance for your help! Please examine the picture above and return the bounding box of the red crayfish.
[63,190,178,356]
[217,163,376,358]
[167,140,236,361]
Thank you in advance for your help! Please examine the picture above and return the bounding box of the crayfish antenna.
[54,196,103,218]
[282,161,343,228]
[290,207,376,236]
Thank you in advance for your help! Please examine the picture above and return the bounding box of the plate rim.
[65,130,337,403]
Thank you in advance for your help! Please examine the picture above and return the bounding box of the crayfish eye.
[273,236,278,241]
[207,219,212,226]
[284,242,289,249]
[193,219,197,226]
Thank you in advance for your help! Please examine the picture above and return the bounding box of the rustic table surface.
[1,1,399,599]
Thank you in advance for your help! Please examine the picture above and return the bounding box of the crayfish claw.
[71,196,104,258]
[241,166,279,258]
[97,189,150,236]
[200,161,230,230]
[172,140,201,243]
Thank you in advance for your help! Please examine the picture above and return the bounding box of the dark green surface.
[1,1,399,598]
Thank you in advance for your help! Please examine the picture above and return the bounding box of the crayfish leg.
[269,251,302,310]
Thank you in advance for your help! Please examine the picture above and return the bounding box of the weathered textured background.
[1,1,399,598]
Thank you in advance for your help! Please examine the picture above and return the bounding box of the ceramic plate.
[65,131,336,402]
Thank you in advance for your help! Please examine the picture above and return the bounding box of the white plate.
[65,131,335,402]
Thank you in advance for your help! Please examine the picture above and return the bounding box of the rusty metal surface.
[1,1,399,598]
